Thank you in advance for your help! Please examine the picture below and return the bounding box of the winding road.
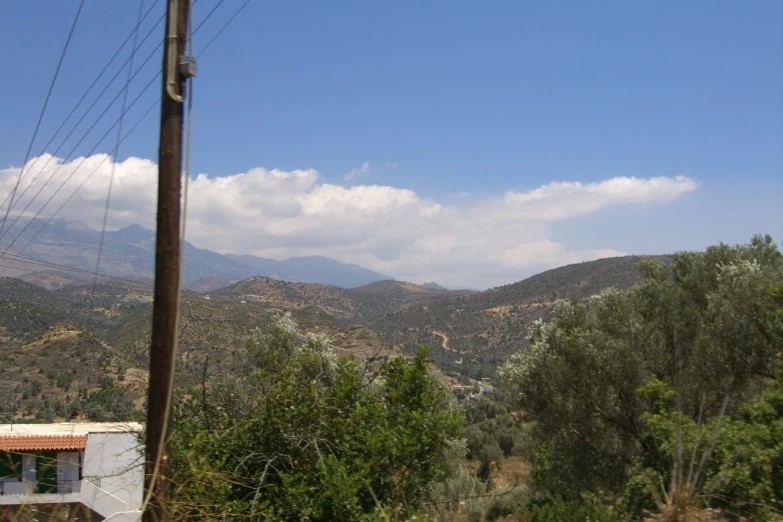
[432,330,461,353]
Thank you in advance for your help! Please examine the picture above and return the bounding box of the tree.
[168,319,464,521]
[500,236,783,507]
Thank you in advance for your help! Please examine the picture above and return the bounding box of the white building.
[0,422,143,521]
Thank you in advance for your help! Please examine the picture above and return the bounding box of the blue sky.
[0,1,781,288]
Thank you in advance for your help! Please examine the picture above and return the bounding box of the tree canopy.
[500,235,783,519]
[168,320,464,521]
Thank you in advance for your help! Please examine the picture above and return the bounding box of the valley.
[0,254,662,423]
[1,234,780,522]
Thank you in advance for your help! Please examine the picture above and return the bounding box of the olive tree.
[499,235,783,503]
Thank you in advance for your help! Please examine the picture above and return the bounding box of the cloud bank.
[0,154,697,288]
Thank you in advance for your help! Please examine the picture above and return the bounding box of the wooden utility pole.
[144,0,189,519]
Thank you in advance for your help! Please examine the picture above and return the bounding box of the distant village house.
[0,422,143,521]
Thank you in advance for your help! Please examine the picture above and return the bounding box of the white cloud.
[0,154,697,288]
[343,161,372,180]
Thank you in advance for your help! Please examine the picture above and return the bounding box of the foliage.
[527,492,619,522]
[500,235,783,516]
[621,376,783,521]
[705,376,783,520]
[169,320,464,521]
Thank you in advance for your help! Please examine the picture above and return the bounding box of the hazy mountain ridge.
[422,282,448,290]
[0,218,394,290]
[225,253,392,288]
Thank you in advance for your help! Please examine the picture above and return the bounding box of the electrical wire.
[0,0,86,239]
[0,0,222,258]
[198,0,250,56]
[0,252,153,288]
[1,0,246,292]
[0,0,209,219]
[0,92,160,278]
[0,2,166,219]
[0,70,162,265]
[0,39,165,246]
[0,0,163,216]
[94,0,148,286]
[1,0,212,227]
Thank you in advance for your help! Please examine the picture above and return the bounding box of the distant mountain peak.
[117,223,150,233]
[111,223,155,239]
[422,282,447,290]
[227,253,393,288]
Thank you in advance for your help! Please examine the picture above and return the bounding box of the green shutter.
[0,451,21,480]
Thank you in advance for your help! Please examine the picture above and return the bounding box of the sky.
[0,1,781,289]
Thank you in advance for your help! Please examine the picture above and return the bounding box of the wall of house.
[82,432,143,510]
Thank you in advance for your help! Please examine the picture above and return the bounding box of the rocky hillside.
[1,255,672,422]
[368,255,673,360]
[210,276,451,322]
[0,277,401,423]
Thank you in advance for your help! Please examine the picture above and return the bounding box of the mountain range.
[0,218,395,291]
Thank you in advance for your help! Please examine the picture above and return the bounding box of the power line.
[0,0,163,216]
[0,0,246,276]
[0,0,223,253]
[0,0,86,239]
[0,0,207,219]
[0,252,153,288]
[0,69,162,257]
[95,0,148,286]
[0,1,166,217]
[198,0,250,56]
[0,75,161,276]
[0,36,165,245]
[0,91,159,278]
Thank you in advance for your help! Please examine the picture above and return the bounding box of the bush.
[169,322,464,521]
[528,492,618,522]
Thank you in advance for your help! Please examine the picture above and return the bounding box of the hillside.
[0,255,673,422]
[422,282,448,290]
[367,255,673,364]
[183,274,237,293]
[0,323,146,423]
[210,276,451,322]
[0,277,403,423]
[348,279,453,312]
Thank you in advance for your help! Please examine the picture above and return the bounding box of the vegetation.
[370,255,673,359]
[212,276,451,322]
[500,235,783,520]
[168,320,464,520]
[2,239,780,520]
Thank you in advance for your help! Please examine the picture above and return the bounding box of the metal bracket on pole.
[179,55,197,78]
[165,0,185,102]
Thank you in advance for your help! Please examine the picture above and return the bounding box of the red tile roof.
[0,434,87,452]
